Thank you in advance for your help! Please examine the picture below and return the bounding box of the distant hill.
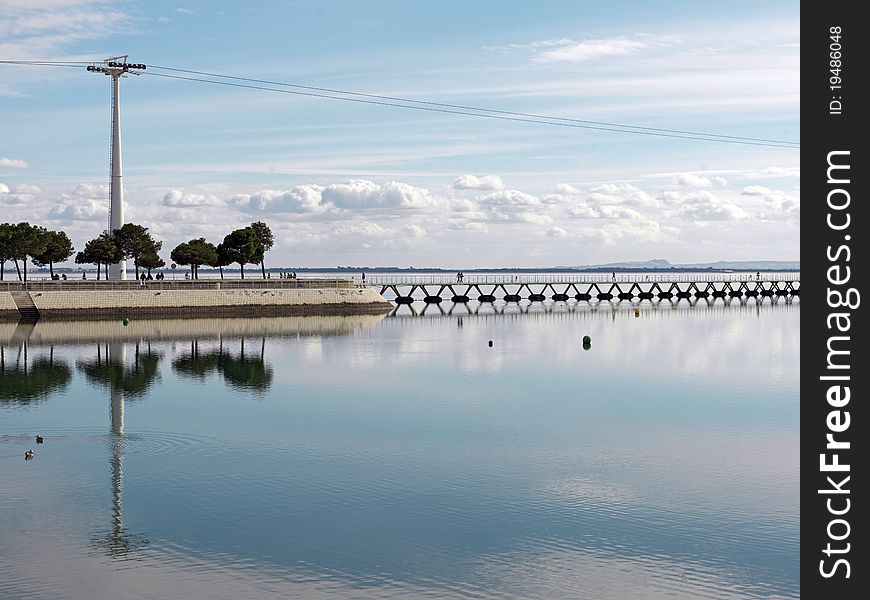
[560,259,800,271]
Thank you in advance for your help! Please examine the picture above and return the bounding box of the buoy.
[25,450,34,460]
[634,309,640,317]
[582,335,591,345]
[36,435,43,444]
[488,340,493,347]
[123,318,129,326]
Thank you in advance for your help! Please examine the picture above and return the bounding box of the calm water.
[1,298,799,599]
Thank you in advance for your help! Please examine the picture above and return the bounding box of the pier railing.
[0,278,355,292]
[364,272,800,285]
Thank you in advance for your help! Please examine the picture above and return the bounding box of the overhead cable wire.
[1,59,800,148]
[146,64,799,147]
[142,71,799,149]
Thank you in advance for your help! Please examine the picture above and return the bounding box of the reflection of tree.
[0,344,72,405]
[77,342,162,398]
[172,337,273,393]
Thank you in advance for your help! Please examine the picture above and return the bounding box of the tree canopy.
[220,227,264,279]
[32,230,75,278]
[75,231,124,280]
[112,223,162,278]
[250,221,274,279]
[2,222,49,281]
[170,238,217,279]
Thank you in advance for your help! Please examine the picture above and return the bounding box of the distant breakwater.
[0,279,392,321]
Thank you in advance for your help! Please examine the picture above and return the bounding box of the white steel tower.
[87,57,146,280]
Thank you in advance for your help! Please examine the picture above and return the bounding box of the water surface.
[1,298,799,599]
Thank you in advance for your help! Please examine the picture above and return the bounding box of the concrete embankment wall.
[12,288,392,320]
[0,292,18,320]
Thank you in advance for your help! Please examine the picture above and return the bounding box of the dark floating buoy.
[25,450,34,460]
[36,435,44,444]
[582,335,591,345]
[488,340,493,347]
[123,318,129,326]
[634,309,640,317]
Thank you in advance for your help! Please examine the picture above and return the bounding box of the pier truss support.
[371,274,800,305]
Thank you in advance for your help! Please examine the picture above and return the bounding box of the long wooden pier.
[368,273,801,304]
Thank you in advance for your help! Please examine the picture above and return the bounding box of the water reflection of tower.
[81,341,153,556]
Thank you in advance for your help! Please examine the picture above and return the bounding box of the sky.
[1,0,800,269]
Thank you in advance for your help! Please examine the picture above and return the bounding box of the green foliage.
[32,230,75,277]
[1,222,49,281]
[221,227,264,279]
[76,231,123,279]
[249,221,274,278]
[138,251,166,274]
[170,238,217,279]
[112,223,162,277]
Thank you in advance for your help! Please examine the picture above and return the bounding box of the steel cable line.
[1,59,800,148]
[147,63,799,147]
[142,71,799,148]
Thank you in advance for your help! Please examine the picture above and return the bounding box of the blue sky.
[1,0,799,268]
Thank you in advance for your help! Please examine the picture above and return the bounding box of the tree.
[4,222,49,282]
[214,243,232,279]
[32,230,74,278]
[249,221,274,279]
[112,223,162,279]
[170,238,217,280]
[138,251,165,276]
[0,223,14,281]
[220,227,263,279]
[75,232,123,280]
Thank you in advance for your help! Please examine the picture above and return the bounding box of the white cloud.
[547,226,567,237]
[323,180,445,209]
[47,183,108,220]
[448,220,489,232]
[673,173,716,187]
[0,183,9,194]
[533,38,649,64]
[450,198,477,212]
[162,189,223,208]
[175,7,193,13]
[0,1,132,60]
[568,203,600,219]
[588,182,655,206]
[741,185,771,196]
[676,191,750,221]
[232,185,328,213]
[0,157,29,168]
[452,174,505,191]
[553,183,580,194]
[478,189,540,207]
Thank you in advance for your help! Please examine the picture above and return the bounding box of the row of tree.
[170,222,274,279]
[0,222,74,281]
[0,220,275,281]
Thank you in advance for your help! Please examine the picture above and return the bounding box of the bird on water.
[25,450,34,460]
[36,435,44,444]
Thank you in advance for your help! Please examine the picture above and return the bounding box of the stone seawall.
[0,292,18,320]
[4,288,392,320]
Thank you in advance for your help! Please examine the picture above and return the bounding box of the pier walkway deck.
[368,273,801,304]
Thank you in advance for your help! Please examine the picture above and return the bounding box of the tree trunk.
[240,263,245,279]
[134,258,139,279]
[97,263,101,280]
[22,257,27,282]
[219,265,224,279]
[1,260,4,281]
[261,259,266,279]
[49,261,55,278]
[14,258,21,281]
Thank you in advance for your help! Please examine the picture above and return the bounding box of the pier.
[368,273,801,304]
